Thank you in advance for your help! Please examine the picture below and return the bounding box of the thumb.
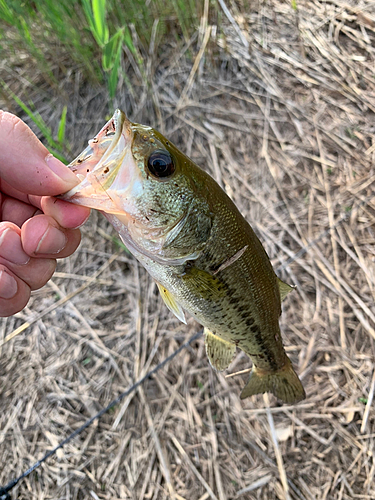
[0,111,79,196]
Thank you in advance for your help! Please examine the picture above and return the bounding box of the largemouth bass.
[61,109,305,404]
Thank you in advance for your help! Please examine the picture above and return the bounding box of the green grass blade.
[19,16,33,46]
[2,82,67,157]
[82,0,101,46]
[107,37,122,99]
[11,94,54,145]
[92,0,108,46]
[0,0,16,24]
[123,25,136,56]
[81,0,95,33]
[112,236,130,254]
[57,106,67,145]
[102,28,123,71]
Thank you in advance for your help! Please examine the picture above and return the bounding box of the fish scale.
[60,109,306,404]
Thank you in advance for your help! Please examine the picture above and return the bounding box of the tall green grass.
[0,0,209,151]
[0,1,99,81]
[2,83,69,162]
[0,0,205,100]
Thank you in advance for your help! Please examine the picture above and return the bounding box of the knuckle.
[0,111,40,151]
[0,111,27,138]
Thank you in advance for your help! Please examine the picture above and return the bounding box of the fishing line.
[0,330,203,499]
[0,194,372,498]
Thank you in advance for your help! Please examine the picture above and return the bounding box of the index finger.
[0,111,79,196]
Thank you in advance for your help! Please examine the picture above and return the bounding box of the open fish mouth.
[59,109,206,265]
[60,109,138,214]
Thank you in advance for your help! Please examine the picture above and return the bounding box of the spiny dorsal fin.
[277,277,295,301]
[204,327,236,372]
[156,282,186,324]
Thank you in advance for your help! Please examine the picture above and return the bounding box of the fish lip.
[60,109,133,201]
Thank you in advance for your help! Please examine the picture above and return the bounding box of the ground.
[1,1,375,499]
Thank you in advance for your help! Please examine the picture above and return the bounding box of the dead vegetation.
[1,0,375,498]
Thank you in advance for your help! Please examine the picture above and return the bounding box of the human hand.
[0,111,91,317]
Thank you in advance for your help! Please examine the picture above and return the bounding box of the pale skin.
[0,111,91,317]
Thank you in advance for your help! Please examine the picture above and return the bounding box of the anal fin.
[204,328,236,371]
[156,282,186,324]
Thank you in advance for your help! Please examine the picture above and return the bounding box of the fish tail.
[240,358,306,404]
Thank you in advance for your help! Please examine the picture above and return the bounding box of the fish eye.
[147,150,175,178]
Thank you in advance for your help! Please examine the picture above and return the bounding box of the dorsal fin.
[156,282,186,324]
[277,277,295,301]
[204,328,236,371]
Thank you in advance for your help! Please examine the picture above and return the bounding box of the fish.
[60,109,306,404]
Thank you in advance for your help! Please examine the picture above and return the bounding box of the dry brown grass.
[1,0,375,498]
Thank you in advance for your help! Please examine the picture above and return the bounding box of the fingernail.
[0,228,30,265]
[45,154,79,187]
[35,226,67,255]
[0,270,18,299]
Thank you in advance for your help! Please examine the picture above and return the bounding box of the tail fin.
[240,358,305,404]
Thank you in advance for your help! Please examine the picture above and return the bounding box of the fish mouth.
[60,109,137,214]
[61,109,204,266]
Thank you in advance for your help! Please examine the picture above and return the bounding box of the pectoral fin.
[204,328,236,371]
[277,277,295,301]
[156,282,186,324]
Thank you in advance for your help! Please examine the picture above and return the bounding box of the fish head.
[61,109,212,262]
